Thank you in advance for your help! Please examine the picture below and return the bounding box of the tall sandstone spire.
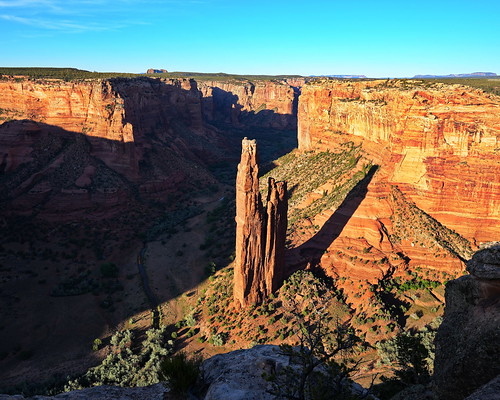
[234,138,288,308]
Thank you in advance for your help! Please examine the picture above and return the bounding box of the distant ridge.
[312,75,368,79]
[413,72,498,78]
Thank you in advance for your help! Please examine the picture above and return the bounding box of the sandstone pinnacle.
[234,138,287,307]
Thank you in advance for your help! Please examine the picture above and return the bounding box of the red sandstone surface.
[198,79,297,130]
[0,76,296,219]
[299,80,499,241]
[295,79,499,278]
[234,138,287,307]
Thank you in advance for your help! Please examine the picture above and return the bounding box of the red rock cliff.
[298,80,500,246]
[234,138,287,307]
[0,77,220,218]
[0,75,298,219]
[198,80,297,130]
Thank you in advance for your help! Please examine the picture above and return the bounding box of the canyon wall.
[234,138,287,307]
[0,76,297,219]
[297,80,500,254]
[0,77,223,218]
[198,79,297,130]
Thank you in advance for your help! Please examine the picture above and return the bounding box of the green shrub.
[159,352,202,395]
[92,338,102,351]
[209,333,226,346]
[100,262,118,278]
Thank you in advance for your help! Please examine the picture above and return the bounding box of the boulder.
[433,243,500,399]
[466,242,500,279]
[201,345,287,400]
[201,345,373,400]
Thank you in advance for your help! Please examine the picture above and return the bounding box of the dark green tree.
[267,271,370,400]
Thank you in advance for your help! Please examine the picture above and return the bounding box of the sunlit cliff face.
[298,80,500,244]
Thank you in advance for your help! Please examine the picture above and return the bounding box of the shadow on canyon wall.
[0,76,299,386]
[286,165,379,275]
[106,77,298,183]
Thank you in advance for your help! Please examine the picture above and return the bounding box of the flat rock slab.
[464,375,500,400]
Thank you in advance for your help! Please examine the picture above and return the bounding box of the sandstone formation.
[0,77,216,216]
[298,79,500,244]
[234,138,287,307]
[433,242,500,400]
[288,79,500,285]
[146,68,168,74]
[0,75,297,387]
[198,79,297,130]
[0,76,298,219]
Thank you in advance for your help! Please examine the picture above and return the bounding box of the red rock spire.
[234,138,287,307]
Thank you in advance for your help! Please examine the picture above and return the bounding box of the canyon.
[0,75,298,388]
[292,79,499,285]
[0,72,499,397]
[298,79,499,243]
[0,77,297,219]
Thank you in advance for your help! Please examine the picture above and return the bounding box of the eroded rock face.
[198,80,297,130]
[0,76,298,219]
[466,242,500,279]
[298,80,500,245]
[0,77,224,219]
[234,138,287,307]
[264,177,288,294]
[433,243,500,399]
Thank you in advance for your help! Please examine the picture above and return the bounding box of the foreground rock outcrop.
[0,345,372,400]
[464,375,500,400]
[433,242,500,399]
[234,138,288,307]
[0,383,168,400]
[201,345,372,400]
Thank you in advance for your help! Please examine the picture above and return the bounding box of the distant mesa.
[311,74,367,79]
[413,72,498,78]
[146,68,168,74]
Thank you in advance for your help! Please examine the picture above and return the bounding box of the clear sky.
[1,0,499,77]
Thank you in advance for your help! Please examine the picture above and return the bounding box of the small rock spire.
[234,138,287,307]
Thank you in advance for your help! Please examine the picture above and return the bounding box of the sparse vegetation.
[390,186,473,260]
[65,327,173,389]
[260,143,375,231]
[375,326,438,397]
[159,352,202,396]
[266,271,366,400]
[0,67,303,83]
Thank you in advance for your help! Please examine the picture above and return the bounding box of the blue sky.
[1,0,499,77]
